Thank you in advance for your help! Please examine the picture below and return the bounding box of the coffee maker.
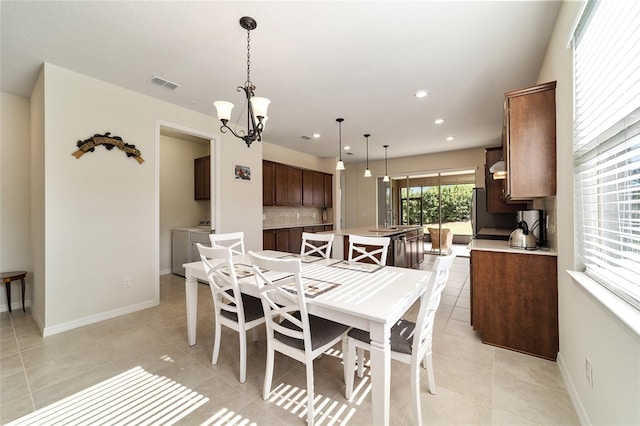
[516,209,546,247]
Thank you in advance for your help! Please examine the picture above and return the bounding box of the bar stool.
[1,271,27,313]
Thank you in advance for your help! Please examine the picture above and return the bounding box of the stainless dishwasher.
[391,234,407,268]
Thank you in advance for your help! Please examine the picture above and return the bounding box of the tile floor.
[0,256,579,425]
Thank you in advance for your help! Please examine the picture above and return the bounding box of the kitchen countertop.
[321,225,424,238]
[263,223,333,230]
[468,238,557,256]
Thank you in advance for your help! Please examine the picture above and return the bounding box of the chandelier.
[336,118,345,170]
[213,17,270,148]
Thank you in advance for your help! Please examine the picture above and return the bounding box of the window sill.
[567,270,640,341]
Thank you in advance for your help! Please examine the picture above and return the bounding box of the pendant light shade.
[336,118,345,170]
[383,144,390,182]
[363,134,372,177]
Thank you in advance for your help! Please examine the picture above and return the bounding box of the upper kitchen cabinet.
[194,155,210,200]
[272,163,302,206]
[263,160,276,205]
[324,173,333,208]
[485,148,527,213]
[264,160,333,207]
[503,81,557,201]
[303,170,327,207]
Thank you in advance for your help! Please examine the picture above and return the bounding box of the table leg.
[5,282,11,313]
[185,273,199,346]
[369,323,391,426]
[20,277,25,312]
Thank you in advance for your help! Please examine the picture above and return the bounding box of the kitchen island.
[469,238,559,360]
[320,225,425,269]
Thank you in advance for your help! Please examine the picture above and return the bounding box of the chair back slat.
[249,251,311,350]
[197,244,245,322]
[209,231,246,256]
[301,232,335,259]
[413,252,456,360]
[348,235,390,265]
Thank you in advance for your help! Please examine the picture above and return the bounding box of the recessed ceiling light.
[434,118,444,124]
[312,133,321,138]
[446,136,455,141]
[344,146,351,151]
[415,90,428,98]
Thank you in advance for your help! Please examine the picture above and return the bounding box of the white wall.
[342,147,486,228]
[538,2,640,425]
[159,134,209,273]
[0,93,32,311]
[15,63,263,334]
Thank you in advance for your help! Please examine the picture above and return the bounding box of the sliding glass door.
[379,170,475,254]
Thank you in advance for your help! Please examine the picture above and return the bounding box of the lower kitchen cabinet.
[405,228,425,269]
[471,250,558,360]
[263,226,309,253]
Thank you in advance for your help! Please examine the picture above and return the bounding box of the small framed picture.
[234,164,251,182]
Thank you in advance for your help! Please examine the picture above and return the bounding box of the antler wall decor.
[72,132,144,164]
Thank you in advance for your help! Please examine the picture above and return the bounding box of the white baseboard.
[42,299,158,337]
[160,268,172,276]
[557,351,591,426]
[0,299,30,313]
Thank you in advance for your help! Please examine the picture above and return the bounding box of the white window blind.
[573,0,640,310]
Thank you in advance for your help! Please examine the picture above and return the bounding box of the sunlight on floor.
[6,366,209,426]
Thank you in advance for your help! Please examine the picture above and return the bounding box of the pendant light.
[363,134,372,177]
[213,17,270,148]
[383,144,390,182]
[336,118,345,170]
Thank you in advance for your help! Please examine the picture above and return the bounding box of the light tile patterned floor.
[0,256,579,425]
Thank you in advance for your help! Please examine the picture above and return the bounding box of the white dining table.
[183,250,431,426]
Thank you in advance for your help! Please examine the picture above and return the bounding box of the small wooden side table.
[1,271,27,313]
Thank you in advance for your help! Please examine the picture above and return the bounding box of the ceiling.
[1,1,561,163]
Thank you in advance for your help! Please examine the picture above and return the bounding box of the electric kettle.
[509,221,537,250]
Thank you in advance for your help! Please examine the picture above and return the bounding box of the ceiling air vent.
[300,135,312,140]
[150,76,181,90]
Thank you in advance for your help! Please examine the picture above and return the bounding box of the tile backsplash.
[263,206,332,228]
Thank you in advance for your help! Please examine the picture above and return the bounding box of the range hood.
[489,160,507,180]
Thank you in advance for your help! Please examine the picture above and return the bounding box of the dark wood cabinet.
[263,230,276,251]
[313,172,325,206]
[302,170,326,207]
[504,81,557,201]
[275,164,290,206]
[405,229,425,269]
[265,161,331,207]
[275,229,291,252]
[485,148,527,213]
[263,227,304,253]
[324,174,333,207]
[263,161,276,206]
[194,156,210,200]
[471,250,558,360]
[287,167,302,206]
[289,227,303,254]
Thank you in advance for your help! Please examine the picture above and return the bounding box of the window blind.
[573,0,640,310]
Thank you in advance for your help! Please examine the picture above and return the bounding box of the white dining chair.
[347,234,391,265]
[197,244,265,383]
[300,232,335,258]
[209,231,245,255]
[343,251,456,426]
[248,251,349,426]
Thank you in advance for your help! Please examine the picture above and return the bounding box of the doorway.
[154,120,216,302]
